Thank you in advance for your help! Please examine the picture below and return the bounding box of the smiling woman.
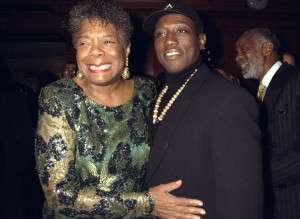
[74,18,131,101]
[34,0,205,218]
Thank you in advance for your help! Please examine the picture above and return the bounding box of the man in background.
[0,83,34,219]
[58,60,77,79]
[236,28,300,219]
[282,51,296,66]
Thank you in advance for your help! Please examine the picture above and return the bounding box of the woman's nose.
[90,44,105,57]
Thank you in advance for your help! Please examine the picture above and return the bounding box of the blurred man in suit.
[143,2,264,218]
[236,28,300,219]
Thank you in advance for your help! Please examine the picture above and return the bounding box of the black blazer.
[260,62,300,219]
[145,63,264,219]
[0,84,34,218]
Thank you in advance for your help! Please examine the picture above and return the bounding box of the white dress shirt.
[261,61,282,97]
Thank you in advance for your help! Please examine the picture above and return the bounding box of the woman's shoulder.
[38,78,83,116]
[133,76,156,89]
[40,77,82,104]
[42,77,74,91]
[41,78,78,95]
[133,75,155,84]
[133,76,157,97]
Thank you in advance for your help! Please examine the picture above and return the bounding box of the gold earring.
[122,57,130,80]
[76,70,84,79]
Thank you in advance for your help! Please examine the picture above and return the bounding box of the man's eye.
[241,49,247,53]
[177,29,187,33]
[240,47,249,54]
[155,32,166,38]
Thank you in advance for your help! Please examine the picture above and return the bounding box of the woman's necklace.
[153,68,198,124]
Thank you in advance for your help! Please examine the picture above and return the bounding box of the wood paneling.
[0,0,299,88]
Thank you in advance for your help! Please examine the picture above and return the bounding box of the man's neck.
[259,58,279,82]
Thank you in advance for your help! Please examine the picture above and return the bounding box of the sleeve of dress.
[35,87,154,218]
[211,90,264,219]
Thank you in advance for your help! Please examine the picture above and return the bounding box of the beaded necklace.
[152,68,198,124]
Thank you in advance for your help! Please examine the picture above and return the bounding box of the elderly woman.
[35,0,204,218]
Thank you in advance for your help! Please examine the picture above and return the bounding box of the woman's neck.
[74,77,134,107]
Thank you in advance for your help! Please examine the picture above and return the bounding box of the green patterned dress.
[35,77,156,218]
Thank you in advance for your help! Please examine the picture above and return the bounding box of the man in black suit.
[0,83,34,219]
[143,2,264,218]
[235,28,300,219]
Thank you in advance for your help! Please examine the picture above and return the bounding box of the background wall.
[0,0,299,91]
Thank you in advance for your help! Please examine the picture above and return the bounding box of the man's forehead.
[64,63,76,68]
[155,14,200,35]
[156,13,195,26]
[237,34,254,46]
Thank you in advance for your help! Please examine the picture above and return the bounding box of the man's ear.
[262,42,274,56]
[199,33,206,50]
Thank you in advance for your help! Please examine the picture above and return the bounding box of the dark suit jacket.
[0,83,34,218]
[145,63,264,219]
[260,62,300,219]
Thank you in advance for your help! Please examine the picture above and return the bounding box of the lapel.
[145,64,211,184]
[263,64,287,112]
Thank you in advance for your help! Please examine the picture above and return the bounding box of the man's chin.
[164,66,183,74]
[242,71,250,79]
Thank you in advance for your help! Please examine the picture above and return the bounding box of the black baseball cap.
[143,2,204,34]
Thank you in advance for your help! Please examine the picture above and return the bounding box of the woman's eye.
[78,41,88,46]
[106,40,114,45]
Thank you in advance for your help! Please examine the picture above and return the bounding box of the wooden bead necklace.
[152,68,198,124]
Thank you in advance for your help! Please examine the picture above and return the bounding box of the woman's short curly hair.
[69,0,133,47]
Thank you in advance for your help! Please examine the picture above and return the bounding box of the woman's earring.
[76,69,84,79]
[122,57,130,80]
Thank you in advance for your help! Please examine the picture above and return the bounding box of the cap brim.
[143,9,183,34]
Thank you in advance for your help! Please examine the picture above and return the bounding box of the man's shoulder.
[207,70,250,96]
[271,63,300,88]
[194,70,257,111]
[278,62,300,77]
[200,64,239,86]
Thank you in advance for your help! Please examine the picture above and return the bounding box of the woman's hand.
[149,180,206,219]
